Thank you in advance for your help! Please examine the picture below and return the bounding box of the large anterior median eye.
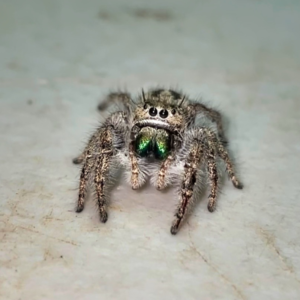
[159,109,168,118]
[149,107,157,116]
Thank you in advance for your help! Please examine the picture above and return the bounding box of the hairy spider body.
[73,88,243,234]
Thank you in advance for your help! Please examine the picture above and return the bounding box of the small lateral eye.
[171,108,176,114]
[143,104,148,109]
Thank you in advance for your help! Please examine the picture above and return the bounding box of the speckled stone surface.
[1,1,300,299]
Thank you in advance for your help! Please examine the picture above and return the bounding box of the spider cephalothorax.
[73,88,243,234]
[132,90,188,161]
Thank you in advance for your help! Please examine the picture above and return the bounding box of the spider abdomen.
[135,127,170,160]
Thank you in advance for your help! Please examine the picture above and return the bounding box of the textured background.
[0,0,300,299]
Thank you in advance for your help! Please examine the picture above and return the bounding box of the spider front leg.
[94,149,113,222]
[156,154,174,190]
[129,141,142,190]
[75,129,114,221]
[156,135,181,190]
[171,143,203,235]
[128,125,150,190]
[207,144,219,212]
[76,151,94,212]
[74,112,127,222]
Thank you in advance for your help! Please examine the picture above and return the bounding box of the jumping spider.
[73,88,243,234]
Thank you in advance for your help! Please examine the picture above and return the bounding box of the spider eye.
[171,108,176,114]
[149,107,158,116]
[143,104,148,109]
[159,109,169,119]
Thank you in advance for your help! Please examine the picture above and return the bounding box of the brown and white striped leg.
[76,152,93,213]
[218,142,243,189]
[129,141,140,190]
[171,144,203,235]
[207,150,219,212]
[157,154,174,190]
[94,150,112,223]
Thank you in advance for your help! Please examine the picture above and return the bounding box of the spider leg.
[98,91,134,113]
[206,144,219,212]
[190,103,227,145]
[156,134,182,190]
[171,143,203,235]
[92,129,115,222]
[157,154,174,190]
[76,151,94,212]
[94,149,113,222]
[129,141,141,190]
[75,128,117,220]
[74,111,128,222]
[218,142,243,189]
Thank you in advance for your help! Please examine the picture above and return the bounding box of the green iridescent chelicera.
[136,135,152,157]
[135,128,170,159]
[154,129,170,159]
[154,140,169,159]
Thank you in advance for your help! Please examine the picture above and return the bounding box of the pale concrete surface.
[0,1,300,299]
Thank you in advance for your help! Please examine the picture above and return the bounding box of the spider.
[73,88,243,234]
